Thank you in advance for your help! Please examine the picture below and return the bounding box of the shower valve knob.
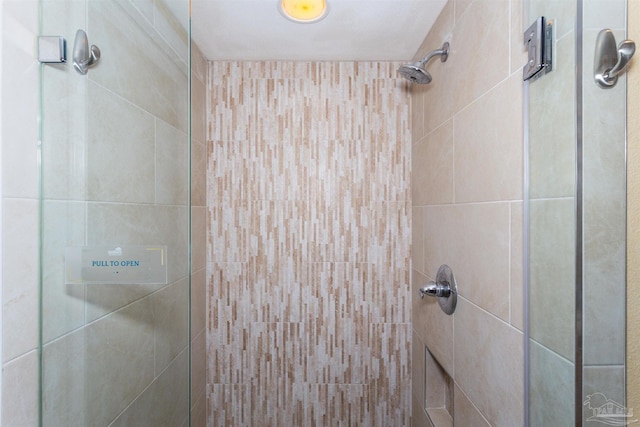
[417,264,458,315]
[419,282,451,299]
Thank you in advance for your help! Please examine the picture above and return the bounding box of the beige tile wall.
[206,61,412,425]
[1,0,41,424]
[1,0,206,426]
[411,0,526,425]
[191,35,209,427]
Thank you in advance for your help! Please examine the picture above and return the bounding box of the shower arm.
[417,42,450,66]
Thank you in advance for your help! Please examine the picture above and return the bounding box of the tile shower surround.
[411,0,526,425]
[206,61,412,425]
[8,0,625,426]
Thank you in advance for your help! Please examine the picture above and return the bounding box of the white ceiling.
[190,0,448,61]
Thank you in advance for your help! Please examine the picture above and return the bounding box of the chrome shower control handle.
[417,264,458,315]
[419,281,451,299]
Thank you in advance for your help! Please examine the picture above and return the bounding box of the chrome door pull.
[73,29,100,75]
[594,29,635,89]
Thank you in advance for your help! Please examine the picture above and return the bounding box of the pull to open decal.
[65,246,167,285]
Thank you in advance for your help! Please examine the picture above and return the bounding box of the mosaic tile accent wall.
[206,61,412,426]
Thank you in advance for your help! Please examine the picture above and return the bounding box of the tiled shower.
[1,0,526,425]
[3,0,634,426]
[411,0,525,425]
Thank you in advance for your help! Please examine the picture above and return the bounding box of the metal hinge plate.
[523,17,553,81]
[38,36,66,63]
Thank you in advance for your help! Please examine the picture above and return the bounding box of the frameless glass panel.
[526,3,577,426]
[526,0,628,425]
[38,1,191,425]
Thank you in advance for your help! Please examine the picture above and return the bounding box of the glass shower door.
[526,0,630,425]
[38,1,191,425]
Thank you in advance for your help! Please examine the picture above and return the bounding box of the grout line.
[458,295,523,335]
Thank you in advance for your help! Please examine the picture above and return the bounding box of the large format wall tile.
[582,365,626,423]
[454,298,523,426]
[192,69,207,144]
[528,33,576,199]
[510,201,524,331]
[413,0,454,134]
[41,69,87,202]
[42,327,87,426]
[1,350,38,426]
[412,270,453,376]
[109,349,189,427]
[192,139,207,207]
[84,296,156,426]
[190,393,207,427]
[191,267,207,337]
[43,296,156,427]
[41,200,86,342]
[412,121,454,206]
[412,392,434,427]
[156,119,189,205]
[153,278,189,374]
[510,0,528,74]
[412,206,426,274]
[2,0,39,200]
[153,0,189,63]
[192,43,207,210]
[88,0,188,132]
[449,0,510,113]
[191,37,209,427]
[529,340,574,426]
[529,198,575,360]
[191,329,207,405]
[86,82,156,204]
[454,74,523,203]
[2,198,38,362]
[192,206,207,271]
[454,383,491,427]
[411,1,525,425]
[86,203,189,280]
[412,330,426,406]
[423,202,511,321]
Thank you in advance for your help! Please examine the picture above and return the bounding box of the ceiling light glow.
[279,0,328,23]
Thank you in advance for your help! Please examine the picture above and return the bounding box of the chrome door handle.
[73,29,100,75]
[594,29,635,89]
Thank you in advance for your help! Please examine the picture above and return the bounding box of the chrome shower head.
[398,41,450,84]
[398,63,432,84]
